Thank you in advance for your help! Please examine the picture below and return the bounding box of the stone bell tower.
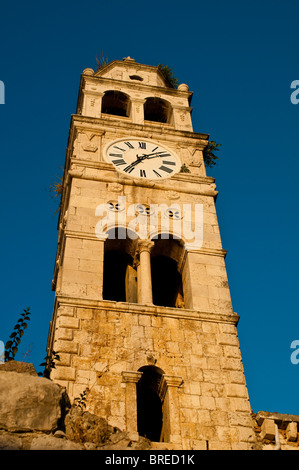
[47,57,255,450]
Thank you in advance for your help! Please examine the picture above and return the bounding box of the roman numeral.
[113,146,126,152]
[124,142,134,148]
[112,159,126,166]
[152,146,158,152]
[162,160,176,166]
[140,169,147,177]
[153,170,162,177]
[109,153,123,157]
[139,142,146,149]
[159,165,173,174]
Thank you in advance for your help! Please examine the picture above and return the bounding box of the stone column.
[133,258,142,304]
[172,105,193,131]
[82,91,104,118]
[137,240,154,305]
[158,374,183,446]
[121,371,143,440]
[131,98,146,124]
[91,232,108,300]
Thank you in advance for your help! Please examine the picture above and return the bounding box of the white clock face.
[104,138,181,180]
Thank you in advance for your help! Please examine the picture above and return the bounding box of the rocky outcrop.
[0,370,69,433]
[64,407,151,450]
[0,362,151,450]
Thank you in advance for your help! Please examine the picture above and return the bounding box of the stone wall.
[50,301,254,450]
[1,361,299,450]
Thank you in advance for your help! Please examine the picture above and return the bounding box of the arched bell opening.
[103,228,138,303]
[150,235,185,308]
[144,97,173,124]
[101,90,131,117]
[137,366,164,442]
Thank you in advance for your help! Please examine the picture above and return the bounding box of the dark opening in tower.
[150,236,184,308]
[103,228,137,302]
[101,90,130,117]
[137,366,164,442]
[103,250,132,301]
[144,97,172,124]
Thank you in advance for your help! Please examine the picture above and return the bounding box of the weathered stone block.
[0,371,68,432]
[56,328,73,341]
[30,434,84,450]
[54,366,76,381]
[55,340,79,354]
[58,316,79,329]
[260,418,276,441]
[286,422,298,442]
[226,384,248,399]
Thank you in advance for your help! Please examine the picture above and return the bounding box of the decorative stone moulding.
[177,83,189,92]
[83,68,95,75]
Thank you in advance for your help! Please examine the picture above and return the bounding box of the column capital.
[137,239,154,254]
[121,370,143,384]
[158,374,183,401]
[130,97,146,104]
[82,89,105,98]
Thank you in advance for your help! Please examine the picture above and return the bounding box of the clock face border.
[103,137,181,181]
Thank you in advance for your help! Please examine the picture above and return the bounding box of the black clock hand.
[123,152,171,173]
[123,155,145,172]
[142,153,171,160]
[126,151,166,168]
[140,151,167,159]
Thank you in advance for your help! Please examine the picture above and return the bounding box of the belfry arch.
[101,90,131,117]
[144,97,173,124]
[150,234,188,308]
[103,227,138,303]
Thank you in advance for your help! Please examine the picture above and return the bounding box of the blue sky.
[0,0,298,415]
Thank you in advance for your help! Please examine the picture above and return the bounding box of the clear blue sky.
[0,0,298,415]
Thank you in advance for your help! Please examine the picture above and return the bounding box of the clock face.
[104,138,181,180]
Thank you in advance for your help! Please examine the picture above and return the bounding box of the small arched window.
[144,97,172,124]
[101,90,131,117]
[137,366,164,442]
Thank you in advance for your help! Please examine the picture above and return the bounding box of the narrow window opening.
[137,366,164,442]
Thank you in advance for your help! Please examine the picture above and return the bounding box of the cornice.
[70,114,209,142]
[83,74,193,98]
[55,294,239,325]
[67,163,218,198]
